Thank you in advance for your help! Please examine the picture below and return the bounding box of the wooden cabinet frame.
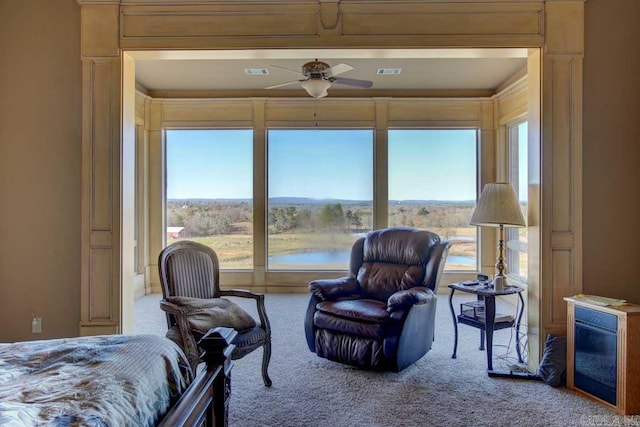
[566,297,640,415]
[76,0,584,369]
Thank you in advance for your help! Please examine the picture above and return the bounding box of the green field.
[175,226,476,270]
[168,199,481,270]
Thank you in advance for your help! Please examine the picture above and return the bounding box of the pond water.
[447,236,476,242]
[268,251,475,265]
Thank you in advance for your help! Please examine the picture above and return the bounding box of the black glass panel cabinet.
[565,297,640,415]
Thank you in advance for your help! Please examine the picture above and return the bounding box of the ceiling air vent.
[376,68,402,75]
[245,68,269,75]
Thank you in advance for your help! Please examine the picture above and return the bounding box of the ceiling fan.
[265,59,373,98]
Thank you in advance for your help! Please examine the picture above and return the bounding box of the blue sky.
[166,128,479,201]
[268,130,373,200]
[388,129,476,200]
[167,129,253,199]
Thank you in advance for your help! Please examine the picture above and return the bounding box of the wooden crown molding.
[76,0,585,5]
[75,0,584,4]
[118,0,316,4]
[494,65,528,96]
[77,0,120,4]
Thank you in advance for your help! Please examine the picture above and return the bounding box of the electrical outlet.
[32,317,42,333]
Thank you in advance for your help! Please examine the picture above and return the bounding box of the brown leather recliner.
[304,227,450,371]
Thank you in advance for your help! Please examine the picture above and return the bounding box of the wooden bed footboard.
[159,327,237,427]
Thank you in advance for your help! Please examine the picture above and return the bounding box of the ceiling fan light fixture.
[301,79,331,98]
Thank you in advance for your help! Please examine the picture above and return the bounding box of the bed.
[0,327,235,427]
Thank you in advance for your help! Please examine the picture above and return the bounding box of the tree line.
[167,200,251,236]
[268,203,370,233]
[167,200,475,237]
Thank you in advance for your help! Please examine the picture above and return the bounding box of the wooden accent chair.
[159,240,272,386]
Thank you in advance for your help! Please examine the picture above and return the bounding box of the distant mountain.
[389,199,475,205]
[268,197,372,205]
[168,197,474,205]
[168,198,253,203]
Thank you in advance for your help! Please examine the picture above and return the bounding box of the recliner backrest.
[353,227,441,301]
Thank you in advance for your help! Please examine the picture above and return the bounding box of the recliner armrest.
[387,287,434,312]
[308,277,359,301]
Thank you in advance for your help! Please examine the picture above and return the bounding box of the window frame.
[145,98,494,292]
[265,127,375,271]
[387,127,480,272]
[505,120,528,285]
[164,127,256,271]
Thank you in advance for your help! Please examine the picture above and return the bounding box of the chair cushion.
[316,299,389,323]
[232,325,266,348]
[230,326,267,359]
[314,329,385,369]
[314,311,385,339]
[363,227,439,266]
[357,262,426,301]
[168,296,257,336]
[354,227,437,300]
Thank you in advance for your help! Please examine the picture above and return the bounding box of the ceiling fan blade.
[270,64,304,75]
[331,77,373,89]
[325,63,354,76]
[264,80,303,90]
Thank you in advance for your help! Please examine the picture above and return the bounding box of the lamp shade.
[301,78,331,98]
[470,182,526,227]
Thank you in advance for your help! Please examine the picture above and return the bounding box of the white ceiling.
[132,48,528,94]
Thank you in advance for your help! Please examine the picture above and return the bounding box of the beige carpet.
[134,293,617,427]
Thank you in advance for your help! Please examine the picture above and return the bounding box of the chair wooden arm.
[159,299,189,316]
[160,299,201,372]
[218,289,271,337]
[219,288,261,299]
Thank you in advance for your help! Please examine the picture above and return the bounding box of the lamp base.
[493,275,506,292]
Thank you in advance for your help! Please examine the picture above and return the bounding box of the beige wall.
[583,0,640,302]
[0,0,638,341]
[0,0,82,341]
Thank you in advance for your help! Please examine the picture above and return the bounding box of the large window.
[163,127,480,272]
[267,129,373,270]
[166,129,253,269]
[388,129,478,271]
[507,122,528,281]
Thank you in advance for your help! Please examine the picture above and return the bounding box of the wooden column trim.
[252,99,267,291]
[79,3,123,335]
[147,99,164,293]
[538,0,584,359]
[373,98,389,230]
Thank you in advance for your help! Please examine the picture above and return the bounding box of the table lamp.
[470,182,526,291]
